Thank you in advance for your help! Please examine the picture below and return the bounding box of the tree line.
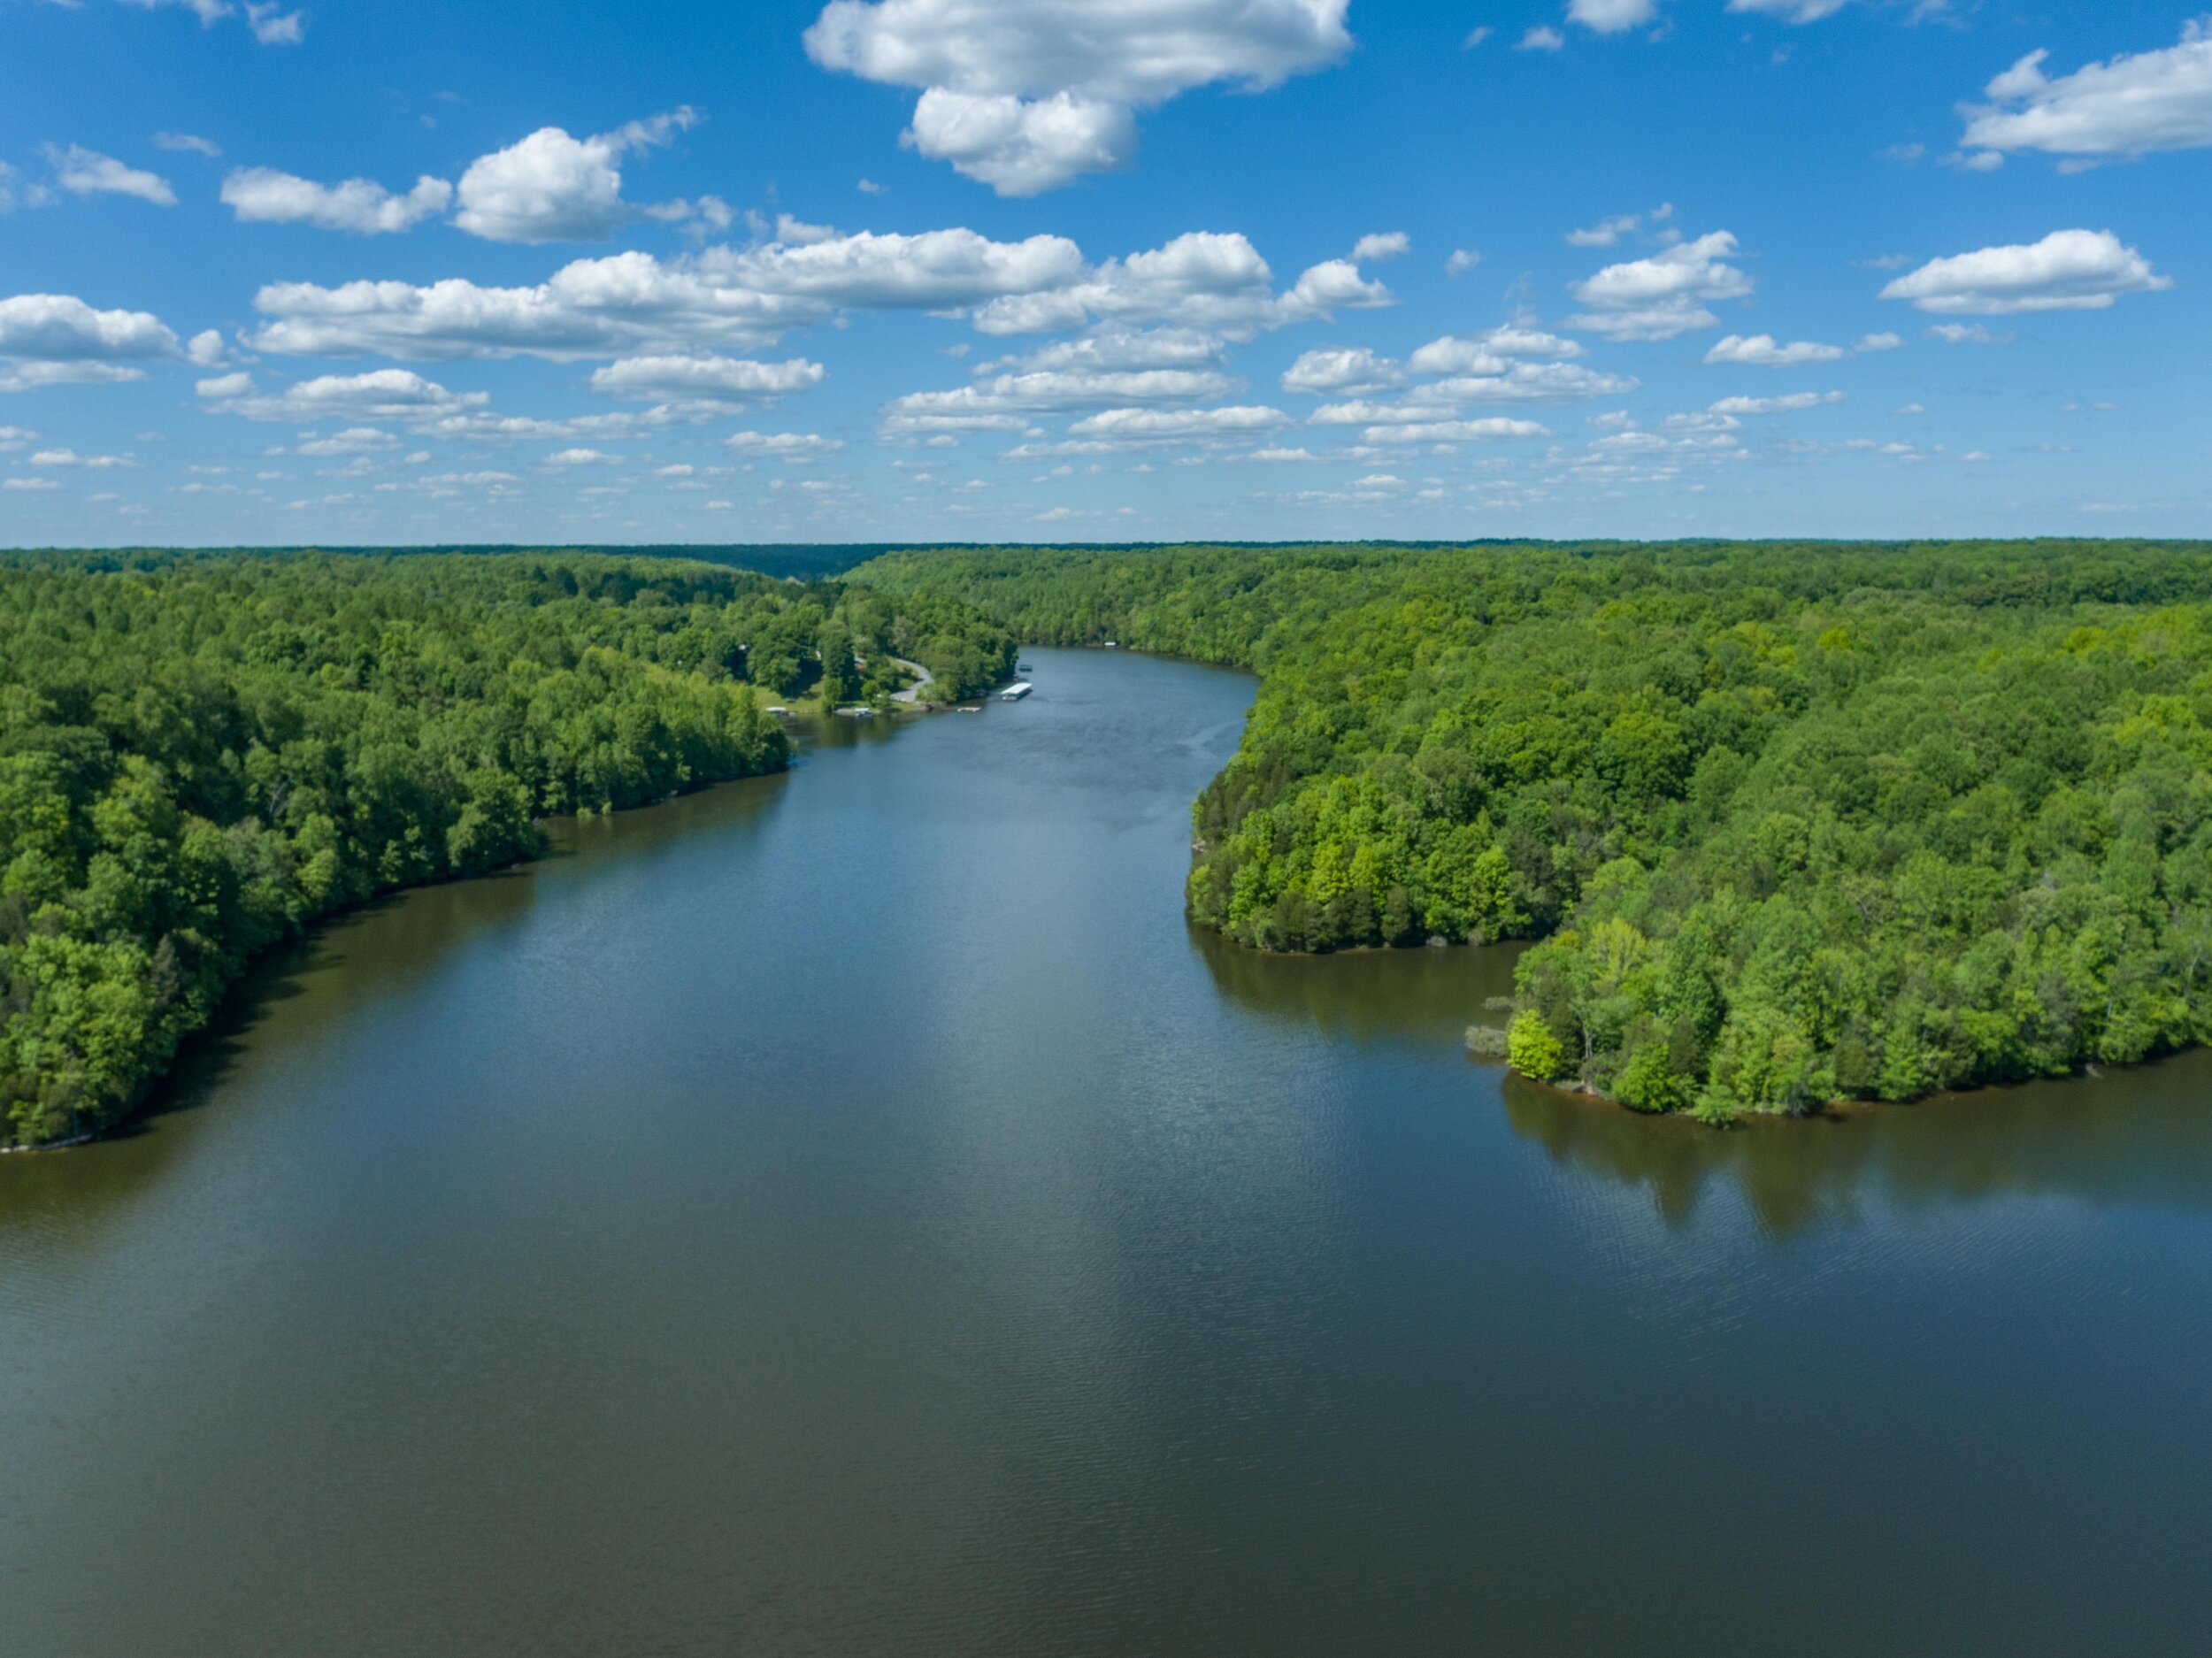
[0,549,1015,1147]
[855,540,2212,1120]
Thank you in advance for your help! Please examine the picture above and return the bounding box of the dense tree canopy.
[0,549,1015,1148]
[856,540,2212,1120]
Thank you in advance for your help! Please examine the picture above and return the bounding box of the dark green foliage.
[856,539,2212,1119]
[0,549,1014,1147]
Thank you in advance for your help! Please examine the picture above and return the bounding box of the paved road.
[889,657,933,704]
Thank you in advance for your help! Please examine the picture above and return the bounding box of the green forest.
[856,541,2212,1121]
[0,549,1015,1148]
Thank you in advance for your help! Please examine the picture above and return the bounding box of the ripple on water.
[4,647,2210,1658]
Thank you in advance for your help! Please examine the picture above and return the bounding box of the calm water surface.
[4,648,2210,1655]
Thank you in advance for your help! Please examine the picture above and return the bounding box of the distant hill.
[4,541,1552,584]
[0,544,893,582]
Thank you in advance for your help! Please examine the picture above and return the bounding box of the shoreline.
[10,658,1024,1155]
[9,651,1018,1154]
[5,749,799,1156]
[1186,899,2182,1127]
[1485,1048,2150,1127]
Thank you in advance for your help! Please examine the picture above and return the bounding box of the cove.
[4,647,2209,1656]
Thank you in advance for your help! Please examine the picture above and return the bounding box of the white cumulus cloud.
[907,89,1140,196]
[1962,21,2212,162]
[0,293,179,361]
[247,228,1089,359]
[1281,346,1403,395]
[1924,322,2013,345]
[242,2,303,43]
[1569,0,1661,35]
[42,144,175,206]
[979,326,1225,374]
[1358,418,1548,444]
[455,109,697,243]
[1704,333,1846,366]
[1567,230,1753,340]
[885,367,1241,437]
[968,230,1392,340]
[0,292,180,389]
[726,431,846,459]
[803,0,1353,194]
[1064,405,1293,446]
[1880,229,2171,314]
[1568,213,1641,249]
[198,367,491,424]
[1409,326,1585,372]
[1309,357,1632,424]
[222,168,454,234]
[293,428,400,457]
[1727,0,1850,21]
[119,0,303,41]
[1709,390,1845,415]
[588,355,827,403]
[29,447,138,469]
[774,214,839,247]
[1413,362,1635,404]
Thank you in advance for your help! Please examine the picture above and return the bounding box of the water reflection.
[0,771,790,1254]
[1192,927,1522,1050]
[1505,1054,2212,1231]
[0,923,362,1260]
[544,764,792,860]
[5,649,2211,1658]
[786,709,910,755]
[1196,926,2212,1229]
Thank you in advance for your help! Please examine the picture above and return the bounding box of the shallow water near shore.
[4,646,2209,1656]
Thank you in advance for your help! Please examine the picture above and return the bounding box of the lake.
[4,646,2209,1655]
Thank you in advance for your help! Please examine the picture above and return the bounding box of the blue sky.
[1,0,2206,546]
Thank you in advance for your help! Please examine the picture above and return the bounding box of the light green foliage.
[0,549,1014,1146]
[857,539,2212,1116]
[1506,1010,1569,1083]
